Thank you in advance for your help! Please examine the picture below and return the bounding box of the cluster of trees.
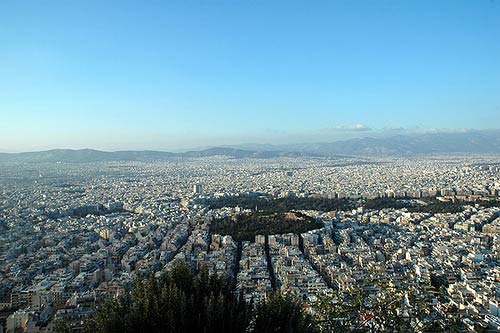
[55,263,484,332]
[207,196,352,212]
[407,200,465,214]
[477,200,500,209]
[210,211,323,242]
[207,195,468,215]
[362,198,465,214]
[313,282,471,332]
[81,263,315,333]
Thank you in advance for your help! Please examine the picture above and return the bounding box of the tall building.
[193,184,203,195]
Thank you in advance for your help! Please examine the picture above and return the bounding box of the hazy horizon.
[1,127,499,154]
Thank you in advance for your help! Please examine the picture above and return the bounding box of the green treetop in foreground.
[81,263,315,333]
[53,261,488,333]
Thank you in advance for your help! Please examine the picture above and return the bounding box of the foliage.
[475,199,500,209]
[83,263,314,333]
[207,195,467,215]
[252,293,316,333]
[407,201,464,214]
[208,196,352,212]
[362,198,465,214]
[53,321,71,333]
[77,262,475,333]
[360,197,410,210]
[313,278,470,333]
[211,211,324,242]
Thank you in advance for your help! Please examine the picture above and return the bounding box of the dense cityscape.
[2,0,500,331]
[1,154,500,332]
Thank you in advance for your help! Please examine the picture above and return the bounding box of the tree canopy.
[211,211,323,242]
[82,263,314,333]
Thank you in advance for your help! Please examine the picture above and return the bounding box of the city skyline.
[3,1,500,331]
[1,0,500,151]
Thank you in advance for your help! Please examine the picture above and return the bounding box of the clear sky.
[1,0,499,152]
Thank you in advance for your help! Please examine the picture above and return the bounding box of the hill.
[0,147,314,163]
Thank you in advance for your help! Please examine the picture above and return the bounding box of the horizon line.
[2,128,500,154]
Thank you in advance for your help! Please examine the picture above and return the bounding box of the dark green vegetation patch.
[208,196,352,212]
[211,211,324,242]
[204,195,493,215]
[81,263,314,333]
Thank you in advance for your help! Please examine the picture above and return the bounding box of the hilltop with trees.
[210,211,323,242]
[79,263,315,333]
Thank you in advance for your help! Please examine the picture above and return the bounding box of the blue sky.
[1,0,499,152]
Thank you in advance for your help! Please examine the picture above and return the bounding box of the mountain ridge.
[2,131,500,162]
[0,147,316,163]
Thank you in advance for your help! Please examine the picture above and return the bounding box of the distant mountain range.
[0,147,315,163]
[1,130,500,162]
[273,130,500,156]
